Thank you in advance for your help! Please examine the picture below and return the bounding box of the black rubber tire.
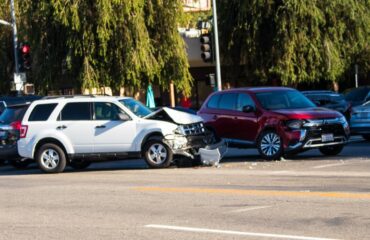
[319,145,344,156]
[69,160,91,170]
[9,158,31,169]
[257,130,284,160]
[362,134,370,141]
[142,139,173,168]
[36,143,67,173]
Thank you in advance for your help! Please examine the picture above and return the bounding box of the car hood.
[144,107,203,124]
[271,107,342,119]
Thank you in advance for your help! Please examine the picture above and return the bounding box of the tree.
[218,0,370,88]
[0,0,192,95]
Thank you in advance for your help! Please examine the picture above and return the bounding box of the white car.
[17,96,221,173]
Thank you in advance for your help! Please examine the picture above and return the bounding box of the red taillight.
[10,121,28,138]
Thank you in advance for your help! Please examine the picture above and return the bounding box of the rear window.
[306,94,344,105]
[0,106,28,124]
[59,102,91,121]
[28,104,57,121]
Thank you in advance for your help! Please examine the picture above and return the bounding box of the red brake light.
[10,121,28,138]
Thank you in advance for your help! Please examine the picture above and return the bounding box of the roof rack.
[42,94,111,99]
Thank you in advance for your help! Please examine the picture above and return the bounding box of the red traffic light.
[21,45,30,54]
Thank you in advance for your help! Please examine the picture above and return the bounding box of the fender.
[31,130,75,158]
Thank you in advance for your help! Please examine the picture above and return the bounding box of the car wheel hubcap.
[261,133,281,156]
[148,143,167,165]
[40,149,60,169]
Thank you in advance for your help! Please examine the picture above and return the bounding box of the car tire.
[9,158,31,169]
[362,134,370,141]
[69,160,91,170]
[36,143,67,173]
[319,145,344,156]
[257,130,283,160]
[143,139,173,168]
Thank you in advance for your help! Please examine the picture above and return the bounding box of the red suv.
[198,87,350,160]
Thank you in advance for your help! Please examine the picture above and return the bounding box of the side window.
[207,94,221,109]
[29,104,57,121]
[237,94,255,111]
[59,102,91,121]
[219,93,237,111]
[94,102,126,120]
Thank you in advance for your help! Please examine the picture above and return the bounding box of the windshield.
[0,106,28,124]
[119,98,152,117]
[345,88,369,101]
[256,90,316,110]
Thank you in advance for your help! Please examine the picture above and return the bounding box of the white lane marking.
[145,224,341,240]
[228,205,271,213]
[312,162,346,169]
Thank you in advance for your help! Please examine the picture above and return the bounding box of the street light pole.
[211,0,222,91]
[10,0,19,74]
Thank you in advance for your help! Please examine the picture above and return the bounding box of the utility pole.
[10,0,19,74]
[355,64,359,88]
[211,0,222,91]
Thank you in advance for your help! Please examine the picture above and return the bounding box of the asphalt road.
[0,138,369,240]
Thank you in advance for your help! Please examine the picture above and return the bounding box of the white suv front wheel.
[36,143,67,173]
[143,139,173,168]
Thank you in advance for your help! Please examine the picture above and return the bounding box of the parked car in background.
[17,96,221,173]
[302,90,351,120]
[0,95,42,115]
[0,103,32,168]
[198,87,350,160]
[344,86,370,107]
[350,101,370,141]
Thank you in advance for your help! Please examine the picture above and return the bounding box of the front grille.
[306,124,345,139]
[182,122,205,136]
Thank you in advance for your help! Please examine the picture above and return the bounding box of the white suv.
[17,96,219,173]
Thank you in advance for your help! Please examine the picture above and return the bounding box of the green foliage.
[0,0,193,95]
[218,0,370,87]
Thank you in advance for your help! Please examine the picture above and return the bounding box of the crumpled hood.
[144,107,203,124]
[271,107,343,119]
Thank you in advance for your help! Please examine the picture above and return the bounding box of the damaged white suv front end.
[119,98,225,167]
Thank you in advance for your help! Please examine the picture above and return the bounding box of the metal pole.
[10,0,19,74]
[355,64,358,88]
[211,0,222,91]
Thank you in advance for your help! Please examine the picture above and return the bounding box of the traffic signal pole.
[212,0,222,91]
[10,0,19,74]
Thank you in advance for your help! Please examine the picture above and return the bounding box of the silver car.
[350,101,370,141]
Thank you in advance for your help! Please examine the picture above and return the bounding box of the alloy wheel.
[147,143,168,165]
[260,132,281,156]
[40,149,60,170]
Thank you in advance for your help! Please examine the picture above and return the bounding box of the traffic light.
[200,33,212,62]
[18,43,31,71]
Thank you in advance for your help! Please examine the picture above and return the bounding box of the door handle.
[95,125,106,129]
[56,125,67,130]
[212,115,218,120]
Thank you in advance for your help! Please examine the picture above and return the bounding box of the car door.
[57,102,95,153]
[233,93,259,142]
[92,102,136,153]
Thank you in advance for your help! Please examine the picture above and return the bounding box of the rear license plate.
[321,133,334,142]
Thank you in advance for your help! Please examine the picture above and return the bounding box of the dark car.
[302,90,351,120]
[0,95,42,115]
[198,87,350,160]
[0,103,32,168]
[344,86,370,107]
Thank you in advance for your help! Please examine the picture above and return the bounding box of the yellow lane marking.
[133,187,370,199]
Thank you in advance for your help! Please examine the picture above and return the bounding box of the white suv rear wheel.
[36,143,67,173]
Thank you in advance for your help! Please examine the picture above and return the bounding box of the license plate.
[0,131,5,137]
[321,133,334,142]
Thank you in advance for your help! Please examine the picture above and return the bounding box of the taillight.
[10,121,28,138]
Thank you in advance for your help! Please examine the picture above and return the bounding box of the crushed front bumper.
[163,132,227,164]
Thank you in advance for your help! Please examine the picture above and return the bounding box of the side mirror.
[242,105,255,113]
[118,113,130,121]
